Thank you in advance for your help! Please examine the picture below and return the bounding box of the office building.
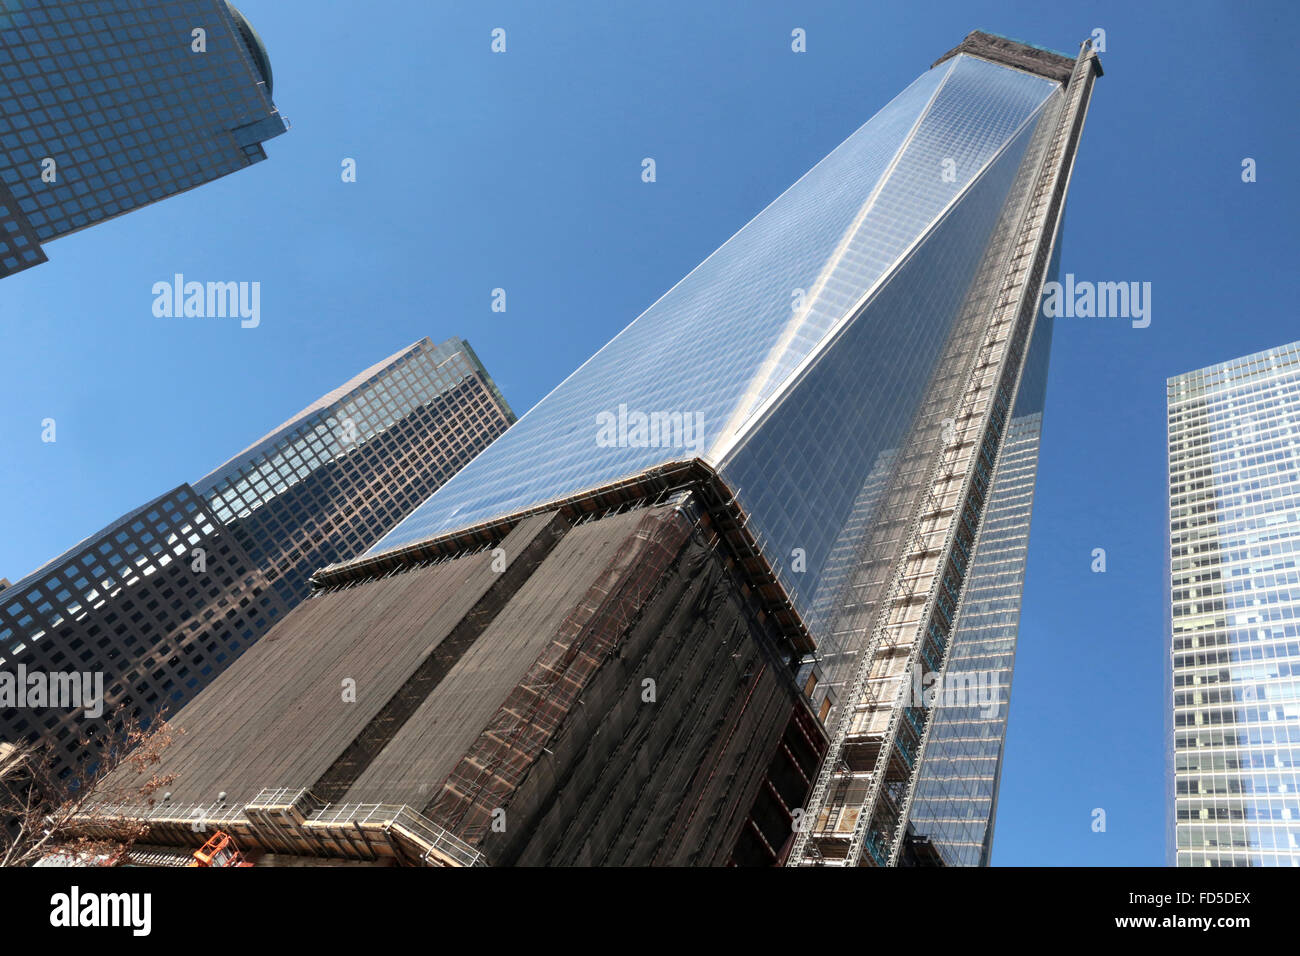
[0,338,514,781]
[193,337,515,607]
[1168,341,1300,866]
[80,32,1100,867]
[0,0,286,278]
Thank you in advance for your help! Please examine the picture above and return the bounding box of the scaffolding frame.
[790,39,1102,867]
[71,787,486,867]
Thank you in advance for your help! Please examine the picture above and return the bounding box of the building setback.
[1167,341,1300,866]
[82,32,1100,867]
[0,0,286,278]
[0,337,515,782]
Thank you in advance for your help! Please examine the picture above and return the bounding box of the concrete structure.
[83,490,826,865]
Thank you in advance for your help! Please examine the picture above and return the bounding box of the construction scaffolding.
[71,788,485,867]
[790,38,1102,867]
[430,506,695,843]
[77,488,825,867]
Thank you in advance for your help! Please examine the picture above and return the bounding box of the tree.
[1,705,181,867]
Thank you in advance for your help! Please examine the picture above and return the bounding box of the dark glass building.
[192,337,516,607]
[0,0,286,278]
[0,485,288,781]
[0,338,515,781]
[80,33,1099,868]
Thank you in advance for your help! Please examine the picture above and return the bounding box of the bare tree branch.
[1,705,181,867]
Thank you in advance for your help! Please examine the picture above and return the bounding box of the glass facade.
[905,229,1059,865]
[370,55,1059,607]
[718,105,1047,626]
[1168,340,1300,866]
[0,0,286,277]
[346,34,1099,866]
[195,337,516,604]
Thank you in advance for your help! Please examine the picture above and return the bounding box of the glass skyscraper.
[0,0,286,278]
[332,32,1102,867]
[1168,340,1300,866]
[193,337,515,606]
[0,337,514,780]
[905,237,1057,865]
[66,31,1101,869]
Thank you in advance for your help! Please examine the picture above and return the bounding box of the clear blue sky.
[1,1,1296,865]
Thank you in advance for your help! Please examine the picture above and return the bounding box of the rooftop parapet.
[933,30,1093,85]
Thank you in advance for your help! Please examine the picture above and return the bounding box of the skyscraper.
[0,0,286,279]
[191,337,515,608]
[0,337,514,781]
[79,32,1100,867]
[1167,341,1300,867]
[905,259,1056,866]
[0,486,289,782]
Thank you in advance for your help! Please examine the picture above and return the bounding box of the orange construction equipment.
[189,831,253,867]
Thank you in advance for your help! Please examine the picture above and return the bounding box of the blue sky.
[1,1,1296,865]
